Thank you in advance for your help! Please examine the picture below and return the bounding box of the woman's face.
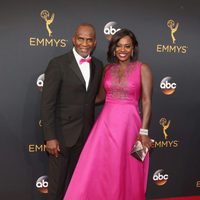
[115,35,134,64]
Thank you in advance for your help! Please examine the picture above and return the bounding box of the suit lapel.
[87,59,96,91]
[68,52,86,86]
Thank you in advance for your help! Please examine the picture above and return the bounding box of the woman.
[64,28,153,200]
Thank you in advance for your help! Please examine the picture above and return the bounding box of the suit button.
[68,116,72,120]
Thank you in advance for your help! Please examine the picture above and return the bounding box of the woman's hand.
[137,135,154,149]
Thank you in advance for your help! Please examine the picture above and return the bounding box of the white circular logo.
[153,169,169,186]
[160,76,176,95]
[36,175,48,193]
[104,21,121,40]
[36,73,45,91]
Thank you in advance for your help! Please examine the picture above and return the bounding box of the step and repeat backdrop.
[0,0,200,199]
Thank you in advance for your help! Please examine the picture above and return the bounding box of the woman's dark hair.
[107,28,138,63]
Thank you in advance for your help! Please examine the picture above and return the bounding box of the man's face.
[73,25,96,58]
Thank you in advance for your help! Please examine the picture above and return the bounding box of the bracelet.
[139,128,148,136]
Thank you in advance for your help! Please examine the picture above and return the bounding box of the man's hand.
[46,139,60,157]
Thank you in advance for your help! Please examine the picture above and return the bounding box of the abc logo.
[36,175,48,193]
[104,21,121,40]
[37,73,45,92]
[38,119,43,127]
[153,169,169,186]
[160,76,176,95]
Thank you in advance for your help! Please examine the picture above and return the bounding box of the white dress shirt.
[73,47,90,91]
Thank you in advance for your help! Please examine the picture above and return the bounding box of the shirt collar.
[73,47,90,63]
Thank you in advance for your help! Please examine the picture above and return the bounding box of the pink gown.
[64,61,149,200]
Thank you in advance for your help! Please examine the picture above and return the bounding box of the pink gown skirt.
[64,61,149,200]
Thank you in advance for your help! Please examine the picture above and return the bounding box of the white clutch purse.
[130,139,154,161]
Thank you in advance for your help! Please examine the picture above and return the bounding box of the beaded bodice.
[104,61,141,104]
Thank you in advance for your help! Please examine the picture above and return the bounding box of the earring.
[113,51,116,56]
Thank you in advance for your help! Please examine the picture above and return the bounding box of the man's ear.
[72,36,75,45]
[94,39,97,47]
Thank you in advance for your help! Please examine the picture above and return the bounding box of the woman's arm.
[141,63,153,129]
[95,65,109,104]
[138,63,153,148]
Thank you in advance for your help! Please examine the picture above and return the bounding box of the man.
[41,23,103,200]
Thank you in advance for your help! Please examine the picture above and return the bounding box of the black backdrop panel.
[0,0,200,199]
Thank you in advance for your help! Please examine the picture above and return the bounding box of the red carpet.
[156,196,200,200]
